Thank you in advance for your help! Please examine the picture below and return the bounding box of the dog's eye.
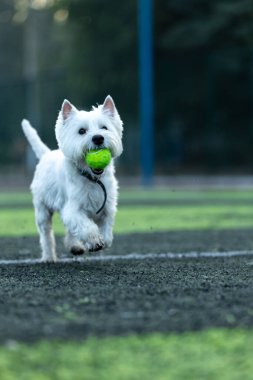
[101,126,108,130]
[78,128,87,135]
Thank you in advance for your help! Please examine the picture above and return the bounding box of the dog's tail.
[21,119,50,160]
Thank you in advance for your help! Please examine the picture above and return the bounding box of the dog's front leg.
[61,204,104,252]
[98,211,116,249]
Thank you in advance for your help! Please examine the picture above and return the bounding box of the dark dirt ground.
[2,229,253,260]
[0,231,253,343]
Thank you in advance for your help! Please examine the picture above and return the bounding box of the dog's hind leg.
[34,204,57,262]
[64,231,85,256]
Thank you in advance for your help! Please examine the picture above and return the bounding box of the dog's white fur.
[22,96,123,262]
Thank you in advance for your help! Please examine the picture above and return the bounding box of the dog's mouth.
[91,168,104,175]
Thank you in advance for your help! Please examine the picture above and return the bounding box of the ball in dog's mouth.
[84,148,112,172]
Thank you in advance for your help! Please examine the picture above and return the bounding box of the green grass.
[1,204,253,236]
[0,329,253,380]
[1,189,253,236]
[119,188,253,201]
[0,192,32,206]
[1,190,253,379]
[1,188,253,205]
[2,188,253,207]
[116,204,253,232]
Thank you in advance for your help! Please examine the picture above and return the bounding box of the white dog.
[22,96,123,262]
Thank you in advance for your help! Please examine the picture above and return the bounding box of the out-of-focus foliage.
[155,0,253,173]
[63,1,138,111]
[0,0,253,173]
[157,0,253,50]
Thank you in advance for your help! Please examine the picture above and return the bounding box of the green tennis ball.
[85,148,112,170]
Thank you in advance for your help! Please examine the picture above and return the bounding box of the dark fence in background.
[156,48,253,173]
[1,0,253,175]
[1,47,253,174]
[0,75,140,174]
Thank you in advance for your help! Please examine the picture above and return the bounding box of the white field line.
[0,250,253,265]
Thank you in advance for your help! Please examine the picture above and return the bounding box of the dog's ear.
[61,99,77,120]
[102,95,123,137]
[102,95,117,117]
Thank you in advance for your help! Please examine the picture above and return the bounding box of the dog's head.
[55,96,123,170]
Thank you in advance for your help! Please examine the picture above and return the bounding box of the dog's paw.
[70,246,85,256]
[88,241,105,252]
[80,225,105,253]
[84,238,105,253]
[64,233,86,256]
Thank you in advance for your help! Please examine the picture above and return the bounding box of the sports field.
[0,188,253,379]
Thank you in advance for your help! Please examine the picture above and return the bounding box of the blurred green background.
[1,0,253,176]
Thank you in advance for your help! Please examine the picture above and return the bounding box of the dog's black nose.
[92,135,104,146]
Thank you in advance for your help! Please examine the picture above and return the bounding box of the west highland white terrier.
[22,96,123,262]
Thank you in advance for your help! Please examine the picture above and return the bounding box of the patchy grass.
[1,188,253,206]
[0,192,32,206]
[0,329,253,380]
[119,188,253,201]
[0,188,253,236]
[116,204,253,233]
[1,204,253,236]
